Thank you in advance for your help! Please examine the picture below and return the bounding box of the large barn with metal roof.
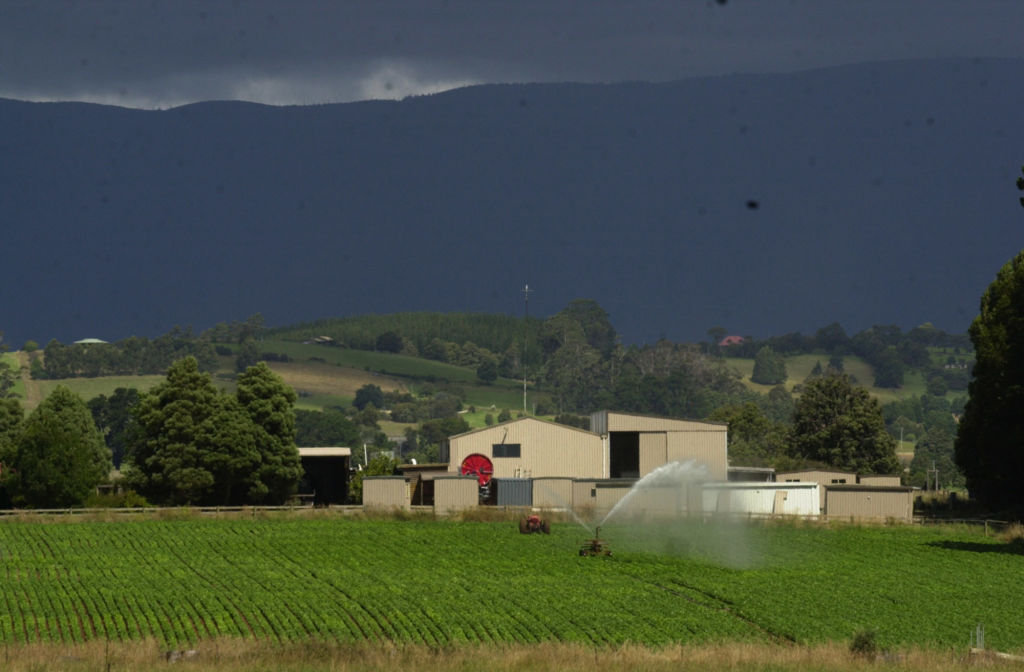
[441,411,728,484]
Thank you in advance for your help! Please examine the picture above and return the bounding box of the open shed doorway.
[609,431,639,479]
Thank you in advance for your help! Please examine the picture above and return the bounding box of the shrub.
[849,628,878,658]
[85,489,151,508]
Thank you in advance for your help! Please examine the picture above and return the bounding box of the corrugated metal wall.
[448,418,604,479]
[665,431,728,481]
[825,487,914,522]
[617,484,694,519]
[594,483,632,514]
[639,433,667,477]
[572,479,599,515]
[776,470,857,510]
[363,477,410,510]
[532,478,574,509]
[434,477,478,514]
[594,411,729,434]
[701,483,819,516]
[494,478,533,506]
[859,475,902,486]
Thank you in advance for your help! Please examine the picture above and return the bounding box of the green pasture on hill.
[30,374,168,403]
[0,516,1020,651]
[727,354,935,403]
[258,340,509,385]
[1,351,26,398]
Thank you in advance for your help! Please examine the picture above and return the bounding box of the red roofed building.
[718,335,745,347]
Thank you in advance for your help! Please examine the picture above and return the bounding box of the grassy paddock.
[0,639,992,672]
[727,354,932,405]
[259,340,481,382]
[24,374,166,411]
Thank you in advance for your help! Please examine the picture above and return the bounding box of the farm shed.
[593,481,635,514]
[776,470,857,511]
[570,478,636,517]
[728,466,776,482]
[362,476,410,511]
[701,482,820,517]
[532,477,574,509]
[444,417,605,480]
[398,463,450,506]
[493,478,533,506]
[858,475,902,487]
[590,411,728,481]
[297,447,351,505]
[433,476,479,515]
[825,484,915,522]
[608,480,704,519]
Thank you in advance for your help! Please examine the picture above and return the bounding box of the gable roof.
[448,415,598,441]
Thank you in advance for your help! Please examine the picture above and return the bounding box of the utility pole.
[927,460,939,492]
[521,284,533,414]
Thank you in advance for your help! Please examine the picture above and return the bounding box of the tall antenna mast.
[521,284,533,413]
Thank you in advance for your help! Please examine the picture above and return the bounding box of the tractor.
[578,527,611,557]
[519,514,550,534]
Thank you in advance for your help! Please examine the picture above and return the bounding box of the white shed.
[701,482,820,517]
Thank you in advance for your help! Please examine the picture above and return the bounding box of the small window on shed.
[493,443,521,458]
[831,478,847,484]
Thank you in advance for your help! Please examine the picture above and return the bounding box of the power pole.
[521,284,533,414]
[927,460,939,492]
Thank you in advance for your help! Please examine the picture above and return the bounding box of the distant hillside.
[268,312,541,356]
[2,58,1022,347]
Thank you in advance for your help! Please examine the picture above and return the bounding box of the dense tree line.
[36,328,219,379]
[124,358,302,506]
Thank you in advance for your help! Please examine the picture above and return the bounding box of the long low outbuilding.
[824,484,915,521]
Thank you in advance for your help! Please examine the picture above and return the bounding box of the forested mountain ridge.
[1,58,1022,347]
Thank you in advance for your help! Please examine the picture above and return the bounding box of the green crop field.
[0,515,1020,653]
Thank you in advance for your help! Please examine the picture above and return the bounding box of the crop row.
[0,518,1021,649]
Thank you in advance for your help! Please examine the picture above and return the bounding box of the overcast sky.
[2,1,1023,109]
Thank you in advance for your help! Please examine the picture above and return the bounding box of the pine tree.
[955,250,1024,510]
[4,386,111,507]
[236,362,303,504]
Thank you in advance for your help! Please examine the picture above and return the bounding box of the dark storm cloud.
[2,1,1023,108]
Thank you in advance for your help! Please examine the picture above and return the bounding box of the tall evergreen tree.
[955,250,1024,510]
[236,362,303,504]
[751,346,787,385]
[790,373,900,474]
[88,387,141,468]
[3,386,111,507]
[126,357,261,505]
